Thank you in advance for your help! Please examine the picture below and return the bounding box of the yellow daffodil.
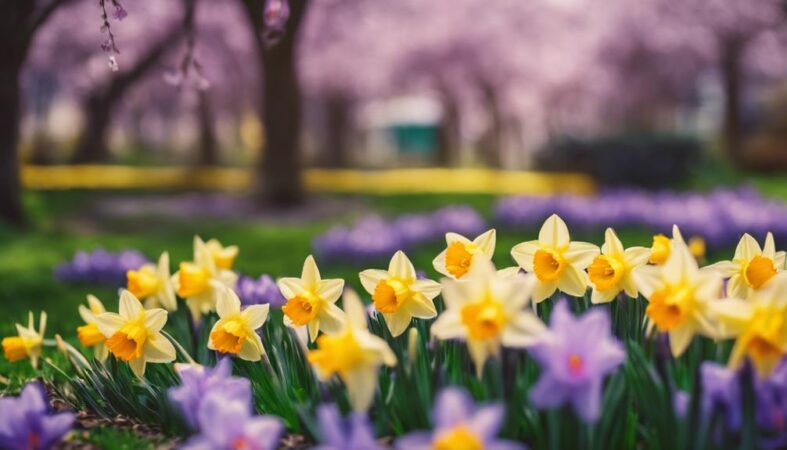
[204,238,239,270]
[95,290,176,378]
[587,228,650,303]
[432,229,496,280]
[431,260,546,376]
[648,227,685,265]
[633,232,722,356]
[278,255,345,342]
[712,274,787,377]
[707,232,785,300]
[307,289,397,411]
[688,236,706,262]
[208,288,269,361]
[359,251,441,337]
[126,252,177,311]
[510,214,599,303]
[2,311,47,368]
[77,295,109,362]
[171,236,238,320]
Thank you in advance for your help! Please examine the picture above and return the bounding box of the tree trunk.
[720,38,744,164]
[71,95,113,163]
[479,81,503,168]
[436,91,459,167]
[320,94,350,168]
[243,0,309,206]
[197,90,218,166]
[0,58,25,225]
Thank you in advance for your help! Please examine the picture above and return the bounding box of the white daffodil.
[359,251,441,337]
[278,255,345,342]
[587,228,651,303]
[204,238,239,270]
[707,232,785,300]
[307,289,397,412]
[510,214,599,303]
[171,236,238,320]
[633,233,722,357]
[432,229,496,280]
[2,311,47,368]
[126,252,177,311]
[712,274,787,377]
[77,294,109,362]
[95,290,176,378]
[431,260,546,377]
[208,288,269,361]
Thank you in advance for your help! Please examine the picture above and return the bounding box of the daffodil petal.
[302,255,321,289]
[383,310,411,337]
[238,334,265,361]
[144,333,176,363]
[388,251,415,280]
[242,304,270,330]
[473,229,496,256]
[403,294,437,319]
[277,277,304,299]
[119,290,144,320]
[410,279,442,300]
[432,250,449,277]
[624,247,651,268]
[318,301,347,334]
[143,309,168,332]
[510,241,539,272]
[556,265,588,297]
[735,234,761,261]
[94,313,125,338]
[359,269,389,295]
[602,228,624,256]
[539,214,570,248]
[532,280,558,303]
[129,357,147,378]
[564,242,600,268]
[430,310,465,339]
[343,367,378,412]
[317,279,345,304]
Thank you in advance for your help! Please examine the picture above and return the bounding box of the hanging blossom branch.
[98,0,127,72]
[262,0,290,47]
[164,0,209,90]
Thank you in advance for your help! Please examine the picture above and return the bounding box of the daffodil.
[208,288,269,361]
[278,255,345,342]
[95,290,176,378]
[510,214,599,303]
[648,227,685,265]
[359,251,441,337]
[707,232,785,300]
[205,238,239,270]
[126,252,177,311]
[77,295,109,362]
[587,228,650,303]
[2,311,47,368]
[432,229,496,280]
[307,289,397,411]
[633,232,722,356]
[712,274,787,377]
[431,260,546,376]
[172,236,238,320]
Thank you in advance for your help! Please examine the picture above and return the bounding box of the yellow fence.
[21,165,595,195]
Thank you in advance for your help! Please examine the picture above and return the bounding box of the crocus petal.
[241,304,270,330]
[394,432,433,450]
[468,404,505,441]
[119,290,144,319]
[434,388,474,428]
[529,376,568,409]
[388,251,416,280]
[571,379,603,422]
[539,214,570,248]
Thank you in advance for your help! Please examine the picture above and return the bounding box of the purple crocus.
[313,404,382,450]
[180,393,283,450]
[395,387,524,450]
[54,248,148,286]
[235,274,286,308]
[528,301,625,423]
[757,358,787,433]
[700,362,741,430]
[168,358,252,431]
[0,382,75,450]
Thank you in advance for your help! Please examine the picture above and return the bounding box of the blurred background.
[2,0,787,332]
